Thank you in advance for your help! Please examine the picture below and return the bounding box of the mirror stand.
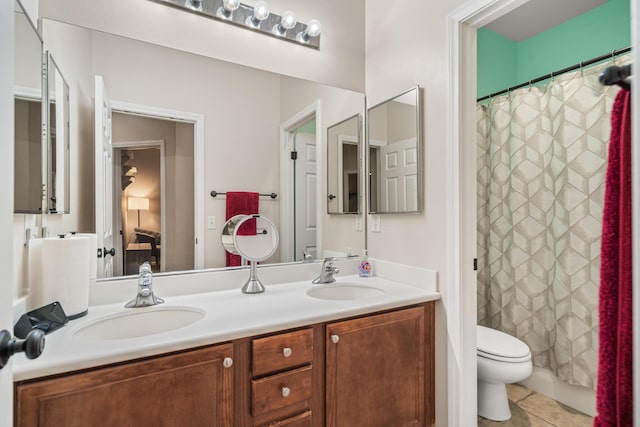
[242,262,265,294]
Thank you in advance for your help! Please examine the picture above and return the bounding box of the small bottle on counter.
[358,250,372,277]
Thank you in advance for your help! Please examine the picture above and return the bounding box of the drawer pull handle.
[330,334,340,344]
[281,386,291,397]
[223,357,233,368]
[282,347,292,357]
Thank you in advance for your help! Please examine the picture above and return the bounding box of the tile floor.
[478,384,594,427]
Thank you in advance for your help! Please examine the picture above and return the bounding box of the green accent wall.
[478,0,630,99]
[297,120,316,134]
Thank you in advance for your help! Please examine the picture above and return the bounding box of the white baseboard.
[519,366,596,417]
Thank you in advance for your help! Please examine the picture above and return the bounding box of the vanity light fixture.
[151,0,321,49]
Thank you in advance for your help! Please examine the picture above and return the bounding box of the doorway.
[280,101,321,262]
[111,111,195,276]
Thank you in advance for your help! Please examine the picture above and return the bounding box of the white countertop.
[14,271,439,382]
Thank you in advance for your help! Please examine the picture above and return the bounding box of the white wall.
[365,1,471,425]
[38,0,365,92]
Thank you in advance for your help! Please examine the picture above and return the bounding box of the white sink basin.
[73,306,205,340]
[306,284,385,301]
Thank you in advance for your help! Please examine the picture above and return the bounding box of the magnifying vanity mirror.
[327,114,362,214]
[221,214,279,294]
[45,53,70,214]
[14,1,43,214]
[367,86,421,214]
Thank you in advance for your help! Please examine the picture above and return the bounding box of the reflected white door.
[94,75,114,278]
[378,138,418,212]
[294,132,317,260]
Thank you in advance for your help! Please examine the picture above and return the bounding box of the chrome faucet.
[312,257,340,284]
[125,262,165,308]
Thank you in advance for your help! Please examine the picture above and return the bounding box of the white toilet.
[477,325,533,421]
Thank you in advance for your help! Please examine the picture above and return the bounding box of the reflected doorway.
[111,112,195,276]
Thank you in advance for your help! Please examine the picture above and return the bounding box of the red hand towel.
[594,88,633,427]
[225,192,258,267]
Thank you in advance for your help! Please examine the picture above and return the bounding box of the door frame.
[446,0,533,425]
[110,100,204,270]
[113,139,166,275]
[279,100,321,262]
[0,2,14,425]
[337,134,358,213]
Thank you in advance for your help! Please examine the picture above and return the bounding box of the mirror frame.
[45,52,70,214]
[367,85,422,215]
[326,113,362,215]
[14,0,44,215]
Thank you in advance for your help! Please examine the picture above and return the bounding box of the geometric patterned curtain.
[476,54,630,388]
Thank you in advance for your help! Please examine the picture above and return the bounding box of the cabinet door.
[16,344,234,427]
[326,306,427,427]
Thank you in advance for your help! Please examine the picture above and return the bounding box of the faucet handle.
[139,261,152,274]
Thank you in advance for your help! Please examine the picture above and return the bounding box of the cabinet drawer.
[260,411,312,427]
[252,366,313,416]
[253,328,313,376]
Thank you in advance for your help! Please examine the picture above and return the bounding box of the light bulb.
[223,0,240,12]
[280,10,297,30]
[246,1,269,27]
[305,19,321,37]
[273,10,296,35]
[217,0,239,19]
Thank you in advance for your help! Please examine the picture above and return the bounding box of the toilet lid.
[477,325,530,360]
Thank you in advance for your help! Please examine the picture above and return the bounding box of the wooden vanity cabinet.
[15,344,234,427]
[15,303,434,427]
[325,304,435,427]
[247,326,325,427]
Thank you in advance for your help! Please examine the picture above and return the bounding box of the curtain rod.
[477,46,632,102]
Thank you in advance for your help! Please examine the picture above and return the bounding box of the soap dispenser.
[358,250,372,277]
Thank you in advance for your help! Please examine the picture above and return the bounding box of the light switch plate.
[371,215,381,233]
[207,215,216,230]
[355,215,363,231]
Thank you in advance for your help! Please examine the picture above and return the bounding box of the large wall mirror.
[46,53,70,214]
[367,86,421,214]
[327,114,362,214]
[14,0,43,214]
[41,18,365,278]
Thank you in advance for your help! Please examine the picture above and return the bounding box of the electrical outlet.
[207,215,216,230]
[371,215,381,233]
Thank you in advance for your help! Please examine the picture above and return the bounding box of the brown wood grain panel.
[251,366,313,417]
[325,306,426,427]
[252,329,313,377]
[259,411,312,427]
[16,344,234,427]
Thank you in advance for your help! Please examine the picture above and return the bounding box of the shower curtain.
[476,54,631,388]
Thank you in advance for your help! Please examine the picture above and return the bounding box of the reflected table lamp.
[128,197,149,227]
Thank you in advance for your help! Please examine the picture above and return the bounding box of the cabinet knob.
[223,357,233,368]
[281,386,291,397]
[282,347,292,358]
[330,334,339,344]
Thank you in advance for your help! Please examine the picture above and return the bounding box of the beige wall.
[38,0,365,92]
[13,20,94,299]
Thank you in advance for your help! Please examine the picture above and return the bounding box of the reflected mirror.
[41,19,366,278]
[327,114,362,214]
[14,0,43,214]
[368,86,421,214]
[46,53,70,214]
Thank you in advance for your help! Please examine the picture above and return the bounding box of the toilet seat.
[477,325,531,363]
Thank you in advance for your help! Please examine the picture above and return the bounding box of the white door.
[294,132,317,260]
[378,137,418,212]
[1,3,14,422]
[94,75,114,278]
